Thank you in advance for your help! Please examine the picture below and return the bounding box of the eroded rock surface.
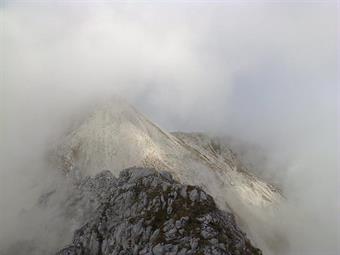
[56,168,261,255]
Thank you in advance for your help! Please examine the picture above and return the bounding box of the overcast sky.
[0,1,339,254]
[1,1,337,141]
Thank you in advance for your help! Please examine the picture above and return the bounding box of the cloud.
[0,1,338,254]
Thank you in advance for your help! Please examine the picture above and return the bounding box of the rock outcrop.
[53,101,282,254]
[56,168,261,255]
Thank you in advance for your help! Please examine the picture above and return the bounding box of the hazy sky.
[0,1,338,254]
[1,1,337,139]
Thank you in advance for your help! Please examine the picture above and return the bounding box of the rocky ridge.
[53,100,283,254]
[56,167,262,255]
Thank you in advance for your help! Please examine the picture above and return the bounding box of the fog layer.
[0,1,338,255]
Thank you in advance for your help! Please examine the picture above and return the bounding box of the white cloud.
[0,1,338,254]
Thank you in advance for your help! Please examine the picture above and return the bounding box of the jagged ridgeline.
[56,168,262,255]
[53,100,282,253]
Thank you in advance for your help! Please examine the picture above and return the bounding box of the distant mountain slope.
[56,168,262,255]
[170,132,280,206]
[56,100,281,205]
[54,100,283,254]
[55,99,180,176]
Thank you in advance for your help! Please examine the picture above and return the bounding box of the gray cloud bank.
[0,1,338,254]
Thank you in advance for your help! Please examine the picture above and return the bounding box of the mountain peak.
[54,100,282,254]
[56,99,178,176]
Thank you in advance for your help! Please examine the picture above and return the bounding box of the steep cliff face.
[56,168,262,255]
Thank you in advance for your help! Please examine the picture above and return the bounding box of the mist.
[0,1,338,254]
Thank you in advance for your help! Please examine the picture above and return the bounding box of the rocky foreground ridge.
[56,167,262,255]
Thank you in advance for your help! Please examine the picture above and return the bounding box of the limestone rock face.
[56,100,281,209]
[45,100,284,254]
[54,101,282,253]
[56,168,261,255]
